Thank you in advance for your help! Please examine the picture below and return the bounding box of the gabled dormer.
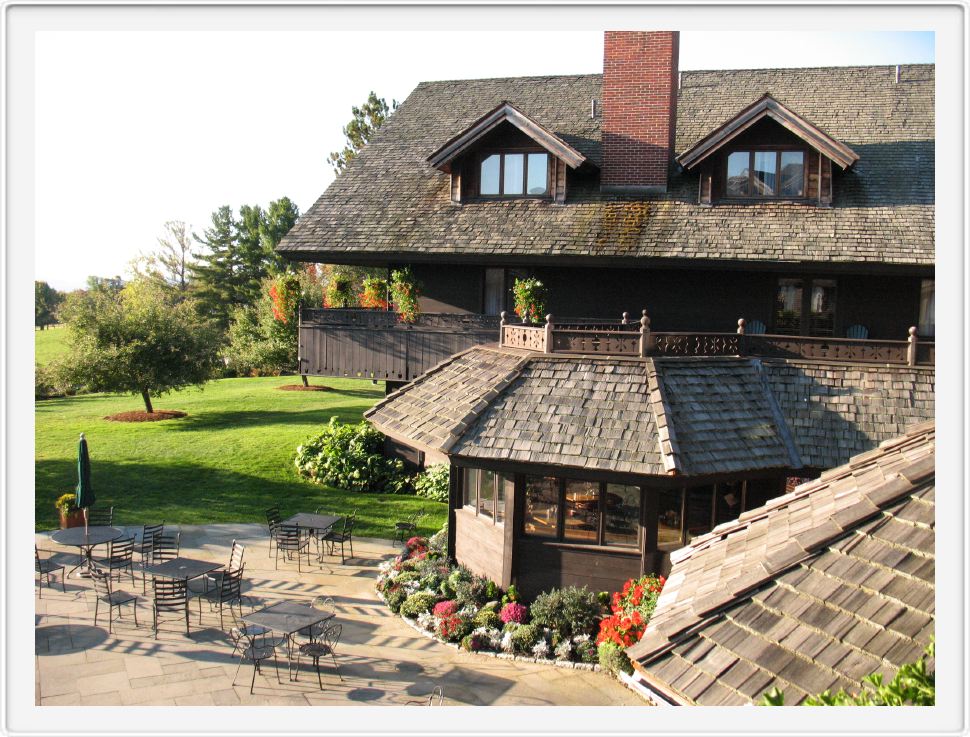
[427,101,589,204]
[677,94,859,206]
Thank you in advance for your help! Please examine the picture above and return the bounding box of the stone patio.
[35,524,645,706]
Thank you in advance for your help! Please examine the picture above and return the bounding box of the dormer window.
[725,149,806,198]
[480,152,549,197]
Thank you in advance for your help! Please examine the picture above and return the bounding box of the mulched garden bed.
[276,384,333,392]
[104,410,187,422]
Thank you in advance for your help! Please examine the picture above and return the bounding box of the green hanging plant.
[390,267,421,323]
[512,277,547,325]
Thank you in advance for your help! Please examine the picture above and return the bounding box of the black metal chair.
[87,506,114,526]
[190,540,244,595]
[324,515,356,564]
[151,578,189,639]
[265,506,282,558]
[230,623,282,695]
[228,606,285,659]
[405,685,444,706]
[292,596,335,647]
[90,565,139,634]
[137,523,164,592]
[295,622,343,689]
[35,546,65,597]
[196,564,244,631]
[274,524,312,571]
[144,530,180,594]
[93,536,136,586]
[394,511,424,546]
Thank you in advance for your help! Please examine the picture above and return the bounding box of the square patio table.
[144,557,224,582]
[241,601,336,680]
[282,513,343,562]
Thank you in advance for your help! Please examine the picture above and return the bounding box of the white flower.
[417,612,435,631]
[572,634,590,644]
[487,628,504,649]
[458,605,478,620]
[532,640,550,658]
[500,630,515,653]
[555,639,573,660]
[404,581,420,594]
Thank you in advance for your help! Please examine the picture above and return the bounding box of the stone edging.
[378,590,603,672]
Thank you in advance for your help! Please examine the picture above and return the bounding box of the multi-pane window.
[774,277,837,337]
[725,150,805,198]
[463,467,510,525]
[480,152,549,197]
[524,476,641,549]
[658,480,785,548]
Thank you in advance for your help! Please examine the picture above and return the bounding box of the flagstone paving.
[35,524,645,706]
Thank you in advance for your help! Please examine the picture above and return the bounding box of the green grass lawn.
[36,375,446,539]
[35,325,70,366]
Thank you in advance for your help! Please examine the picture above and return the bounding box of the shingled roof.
[626,421,935,705]
[364,347,935,477]
[279,65,933,267]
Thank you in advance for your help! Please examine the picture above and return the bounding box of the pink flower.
[499,602,528,624]
[433,600,458,618]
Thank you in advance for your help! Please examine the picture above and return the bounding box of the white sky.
[34,30,934,291]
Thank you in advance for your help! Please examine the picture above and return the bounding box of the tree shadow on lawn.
[159,407,372,433]
[35,458,445,537]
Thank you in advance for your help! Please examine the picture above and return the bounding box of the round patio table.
[50,525,124,578]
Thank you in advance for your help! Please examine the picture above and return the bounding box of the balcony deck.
[299,309,934,384]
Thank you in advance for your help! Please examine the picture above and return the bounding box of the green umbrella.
[75,433,95,530]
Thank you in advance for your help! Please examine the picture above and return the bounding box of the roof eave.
[676,95,860,171]
[426,101,588,172]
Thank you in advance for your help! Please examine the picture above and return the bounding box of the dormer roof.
[677,94,860,170]
[427,101,589,173]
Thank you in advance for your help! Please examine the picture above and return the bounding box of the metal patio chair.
[93,535,136,586]
[265,506,282,558]
[196,564,244,631]
[151,578,189,639]
[230,624,282,695]
[294,622,343,689]
[35,545,65,597]
[274,524,312,572]
[90,565,139,634]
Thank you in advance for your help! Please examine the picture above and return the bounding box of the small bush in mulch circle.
[104,410,187,422]
[277,384,333,392]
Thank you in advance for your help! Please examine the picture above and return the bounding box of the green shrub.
[294,418,410,494]
[439,579,456,600]
[400,592,437,619]
[35,363,64,399]
[454,576,493,609]
[511,624,540,655]
[414,464,450,502]
[386,588,407,614]
[473,608,502,630]
[448,566,473,588]
[393,571,420,585]
[428,522,448,553]
[530,586,602,639]
[598,641,633,675]
[575,639,598,664]
[501,584,519,605]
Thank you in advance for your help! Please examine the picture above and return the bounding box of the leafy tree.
[35,281,64,329]
[761,640,934,706]
[327,91,398,175]
[55,278,219,413]
[131,221,196,293]
[85,275,125,294]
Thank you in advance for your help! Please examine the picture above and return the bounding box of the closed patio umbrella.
[75,433,95,531]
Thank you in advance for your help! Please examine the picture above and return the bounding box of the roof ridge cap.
[644,358,682,476]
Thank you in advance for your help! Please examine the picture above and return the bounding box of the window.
[725,150,805,199]
[524,476,559,537]
[773,277,837,337]
[524,475,642,549]
[919,279,935,337]
[464,467,508,525]
[479,152,549,197]
[484,268,505,315]
[714,481,744,526]
[604,484,640,547]
[656,489,684,550]
[685,486,715,542]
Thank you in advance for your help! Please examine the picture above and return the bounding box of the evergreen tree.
[327,92,398,175]
[190,205,242,327]
[260,197,301,274]
[236,204,267,305]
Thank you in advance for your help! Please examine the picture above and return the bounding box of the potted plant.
[55,493,85,529]
[512,277,548,325]
[390,267,421,323]
[359,276,390,310]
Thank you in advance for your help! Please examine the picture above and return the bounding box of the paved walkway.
[35,524,645,706]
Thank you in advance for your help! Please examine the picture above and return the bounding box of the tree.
[35,281,64,329]
[85,275,125,294]
[131,221,196,293]
[189,205,243,327]
[260,197,301,274]
[327,91,398,175]
[55,278,219,413]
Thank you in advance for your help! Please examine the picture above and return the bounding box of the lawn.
[35,325,70,366]
[35,375,446,539]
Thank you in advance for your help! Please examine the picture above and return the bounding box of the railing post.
[737,318,746,335]
[622,311,630,325]
[737,317,746,356]
[639,310,651,357]
[907,326,918,366]
[500,311,507,347]
[544,314,554,354]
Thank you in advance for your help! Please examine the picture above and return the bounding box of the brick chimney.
[601,31,679,193]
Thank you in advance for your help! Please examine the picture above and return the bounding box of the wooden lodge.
[277,32,935,598]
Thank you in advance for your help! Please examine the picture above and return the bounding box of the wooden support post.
[638,310,651,357]
[907,326,918,366]
[544,314,554,354]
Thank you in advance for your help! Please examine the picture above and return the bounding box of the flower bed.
[376,524,667,683]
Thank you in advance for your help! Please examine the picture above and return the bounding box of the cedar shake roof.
[279,65,934,267]
[627,422,934,705]
[364,347,935,477]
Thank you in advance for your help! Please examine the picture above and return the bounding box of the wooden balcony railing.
[499,312,934,367]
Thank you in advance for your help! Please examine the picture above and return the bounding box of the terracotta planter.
[59,509,85,529]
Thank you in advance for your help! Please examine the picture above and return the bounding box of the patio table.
[50,525,124,578]
[282,513,342,562]
[241,600,336,681]
[144,557,224,582]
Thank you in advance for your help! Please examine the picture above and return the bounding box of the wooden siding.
[454,508,506,584]
[514,539,642,599]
